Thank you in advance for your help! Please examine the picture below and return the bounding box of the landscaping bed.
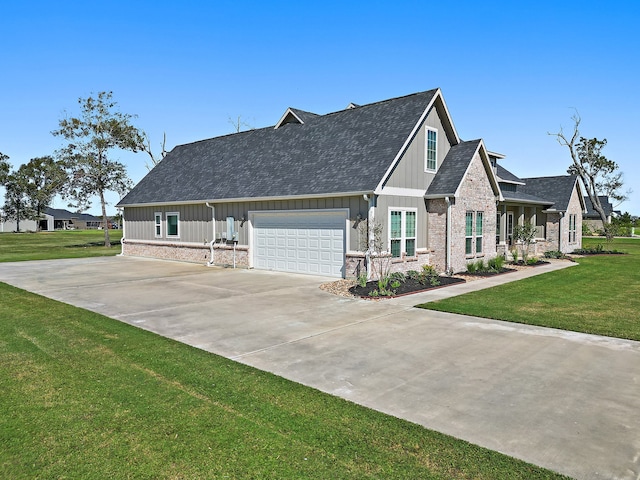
[349,275,465,298]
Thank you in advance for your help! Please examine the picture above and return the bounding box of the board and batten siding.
[125,204,212,243]
[384,106,452,191]
[215,196,367,251]
[375,195,428,252]
[124,196,368,251]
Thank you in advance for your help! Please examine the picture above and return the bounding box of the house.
[494,169,585,256]
[39,208,104,231]
[583,196,616,233]
[117,89,584,278]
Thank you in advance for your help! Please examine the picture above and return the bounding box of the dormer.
[274,107,319,129]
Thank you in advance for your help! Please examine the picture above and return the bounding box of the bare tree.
[228,115,253,133]
[142,132,168,170]
[549,112,629,227]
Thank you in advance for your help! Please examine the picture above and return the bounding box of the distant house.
[117,88,584,278]
[39,208,104,231]
[583,196,617,233]
[0,208,107,233]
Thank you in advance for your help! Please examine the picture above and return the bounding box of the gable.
[425,140,501,200]
[521,176,582,212]
[380,104,454,192]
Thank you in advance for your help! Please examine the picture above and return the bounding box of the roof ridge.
[324,88,439,116]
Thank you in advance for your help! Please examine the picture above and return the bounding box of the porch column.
[499,204,507,244]
[518,206,525,226]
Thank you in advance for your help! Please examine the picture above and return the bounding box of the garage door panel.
[253,212,345,278]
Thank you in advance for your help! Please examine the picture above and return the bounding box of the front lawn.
[0,282,567,479]
[0,229,122,262]
[418,237,640,341]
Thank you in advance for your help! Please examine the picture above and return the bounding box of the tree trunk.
[99,189,111,248]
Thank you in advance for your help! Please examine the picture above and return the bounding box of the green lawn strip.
[0,283,566,479]
[418,237,640,341]
[0,230,122,262]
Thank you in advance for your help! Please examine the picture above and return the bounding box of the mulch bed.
[349,276,465,299]
[461,267,516,277]
[509,260,550,267]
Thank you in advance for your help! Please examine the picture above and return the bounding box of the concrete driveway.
[1,256,639,480]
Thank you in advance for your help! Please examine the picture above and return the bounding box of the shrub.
[466,261,478,273]
[510,248,519,263]
[357,273,368,288]
[419,264,440,286]
[526,257,539,265]
[487,255,504,272]
[406,270,420,280]
[543,250,564,259]
[389,272,406,283]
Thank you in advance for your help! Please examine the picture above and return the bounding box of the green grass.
[419,237,640,341]
[0,229,122,262]
[0,283,567,479]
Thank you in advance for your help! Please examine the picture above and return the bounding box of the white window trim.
[568,214,577,243]
[476,211,484,254]
[154,212,162,238]
[465,210,484,257]
[465,211,474,256]
[388,207,418,258]
[166,211,180,238]
[424,127,438,172]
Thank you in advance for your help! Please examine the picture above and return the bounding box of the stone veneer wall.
[123,240,249,267]
[427,153,498,274]
[427,198,447,272]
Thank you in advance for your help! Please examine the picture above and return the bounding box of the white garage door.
[253,211,346,278]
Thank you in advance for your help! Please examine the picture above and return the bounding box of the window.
[154,212,162,238]
[568,214,577,243]
[507,211,514,245]
[465,212,473,255]
[166,212,179,237]
[476,212,483,254]
[425,128,437,171]
[466,211,484,255]
[496,212,501,244]
[390,209,417,258]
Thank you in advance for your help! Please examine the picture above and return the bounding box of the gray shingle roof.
[496,164,524,183]
[119,90,438,205]
[584,195,613,218]
[44,208,77,219]
[502,190,553,205]
[288,108,318,124]
[520,175,579,211]
[425,140,481,197]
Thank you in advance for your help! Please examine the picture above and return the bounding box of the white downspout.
[445,197,452,274]
[117,207,125,256]
[364,193,375,280]
[206,202,216,266]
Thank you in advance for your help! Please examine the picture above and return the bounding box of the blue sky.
[1,0,639,215]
